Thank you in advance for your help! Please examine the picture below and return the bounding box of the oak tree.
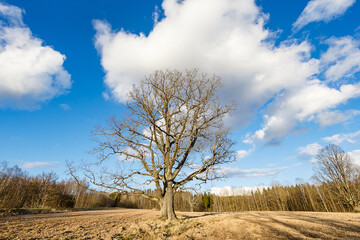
[71,69,235,220]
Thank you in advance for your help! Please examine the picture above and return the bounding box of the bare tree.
[70,69,235,220]
[314,144,360,211]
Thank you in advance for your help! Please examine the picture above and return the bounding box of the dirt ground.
[1,208,360,239]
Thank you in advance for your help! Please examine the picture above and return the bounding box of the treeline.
[109,182,358,213]
[1,163,359,213]
[211,183,357,212]
[0,163,113,209]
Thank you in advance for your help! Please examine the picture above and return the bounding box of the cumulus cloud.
[246,79,360,143]
[211,185,269,196]
[293,0,356,31]
[0,3,71,110]
[298,142,322,156]
[322,130,360,144]
[94,0,360,144]
[94,0,318,126]
[21,161,58,169]
[245,37,360,143]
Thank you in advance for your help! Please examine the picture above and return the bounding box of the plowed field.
[1,209,360,239]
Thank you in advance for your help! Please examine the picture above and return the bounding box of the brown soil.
[1,208,360,239]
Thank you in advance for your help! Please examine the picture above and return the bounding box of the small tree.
[70,69,235,220]
[314,144,360,211]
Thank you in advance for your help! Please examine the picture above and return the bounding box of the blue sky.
[1,0,360,194]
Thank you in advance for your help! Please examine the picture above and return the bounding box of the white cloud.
[321,36,360,82]
[322,130,360,144]
[348,149,360,165]
[298,142,322,156]
[293,0,356,31]
[246,36,360,143]
[246,79,360,143]
[236,145,255,159]
[217,166,287,178]
[317,110,360,126]
[21,161,58,169]
[211,185,269,196]
[94,0,360,144]
[236,150,250,159]
[94,0,318,127]
[0,3,71,110]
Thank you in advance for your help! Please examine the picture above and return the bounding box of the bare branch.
[70,69,236,220]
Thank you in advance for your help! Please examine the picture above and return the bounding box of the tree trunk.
[159,186,177,220]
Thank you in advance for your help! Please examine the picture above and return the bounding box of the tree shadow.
[287,213,360,234]
[181,212,220,219]
[245,218,300,240]
[244,212,360,239]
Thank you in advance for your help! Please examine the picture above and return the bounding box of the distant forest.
[1,161,358,213]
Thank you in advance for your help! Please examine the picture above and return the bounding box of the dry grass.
[1,208,360,239]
